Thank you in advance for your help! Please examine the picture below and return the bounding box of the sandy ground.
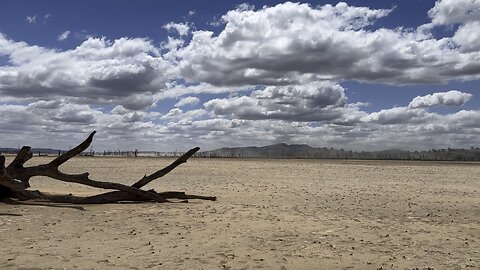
[0,157,479,270]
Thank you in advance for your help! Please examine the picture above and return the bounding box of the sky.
[0,0,479,152]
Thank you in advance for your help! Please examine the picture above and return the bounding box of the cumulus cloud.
[163,22,190,36]
[204,82,364,123]
[157,82,249,100]
[408,90,473,109]
[175,1,480,86]
[0,94,479,152]
[175,96,200,107]
[177,2,392,85]
[1,1,480,151]
[165,107,480,151]
[426,0,480,53]
[362,90,473,125]
[26,100,102,124]
[119,93,157,111]
[0,101,101,138]
[162,108,183,119]
[0,100,170,148]
[111,105,130,115]
[3,1,480,106]
[428,0,480,25]
[0,104,47,132]
[452,21,480,52]
[361,106,431,125]
[57,30,71,41]
[161,108,206,122]
[0,34,173,109]
[162,36,184,51]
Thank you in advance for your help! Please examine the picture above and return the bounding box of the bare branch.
[6,146,32,170]
[0,131,216,204]
[1,156,26,190]
[0,155,5,176]
[49,131,96,168]
[132,147,200,188]
[19,167,167,202]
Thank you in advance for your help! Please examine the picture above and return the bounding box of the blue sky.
[0,0,479,151]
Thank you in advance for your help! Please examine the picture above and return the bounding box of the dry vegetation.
[1,157,479,269]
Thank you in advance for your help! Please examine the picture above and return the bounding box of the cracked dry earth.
[1,157,479,269]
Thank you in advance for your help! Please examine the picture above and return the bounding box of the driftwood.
[0,131,216,204]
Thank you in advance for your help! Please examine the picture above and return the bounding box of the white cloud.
[157,82,249,100]
[0,94,479,152]
[235,3,255,12]
[175,1,480,86]
[43,14,52,24]
[3,2,480,107]
[363,90,474,125]
[26,15,37,24]
[428,0,480,25]
[175,96,200,107]
[162,36,184,51]
[408,90,473,109]
[0,100,172,148]
[427,0,480,53]
[119,93,157,111]
[204,82,363,123]
[452,21,480,52]
[163,22,190,36]
[25,14,51,24]
[0,34,173,110]
[1,1,480,151]
[111,105,130,115]
[57,30,71,41]
[162,108,183,119]
[161,107,206,121]
[361,107,430,125]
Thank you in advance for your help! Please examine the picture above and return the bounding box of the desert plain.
[0,156,479,270]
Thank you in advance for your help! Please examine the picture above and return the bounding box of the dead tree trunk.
[0,131,216,204]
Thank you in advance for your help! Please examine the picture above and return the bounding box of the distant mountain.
[203,143,318,158]
[202,143,354,159]
[201,144,480,161]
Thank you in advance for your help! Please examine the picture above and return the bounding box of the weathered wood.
[19,167,168,203]
[0,156,25,190]
[0,155,6,177]
[87,190,217,204]
[49,131,96,168]
[7,146,33,169]
[132,147,200,188]
[0,131,216,205]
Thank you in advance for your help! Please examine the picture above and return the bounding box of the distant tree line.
[0,148,186,158]
[2,146,480,161]
[199,145,480,161]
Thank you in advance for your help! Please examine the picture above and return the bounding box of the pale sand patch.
[1,157,479,269]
